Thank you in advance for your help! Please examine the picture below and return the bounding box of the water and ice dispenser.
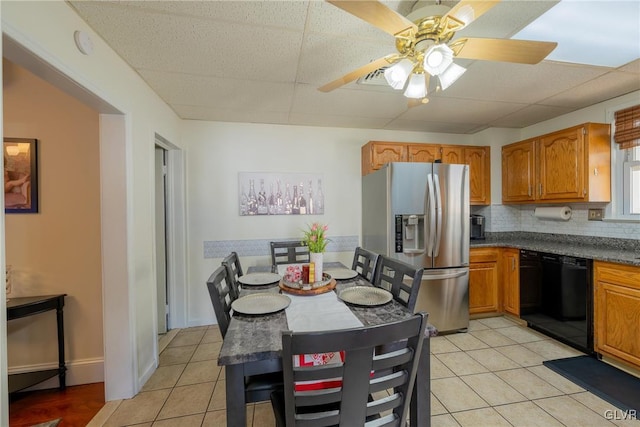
[395,214,425,253]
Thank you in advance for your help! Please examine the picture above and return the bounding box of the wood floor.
[9,382,105,427]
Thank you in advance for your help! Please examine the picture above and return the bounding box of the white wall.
[183,121,478,326]
[1,0,183,410]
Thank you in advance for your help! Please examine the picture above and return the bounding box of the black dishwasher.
[519,250,593,354]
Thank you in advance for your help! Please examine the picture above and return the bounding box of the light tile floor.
[95,316,640,426]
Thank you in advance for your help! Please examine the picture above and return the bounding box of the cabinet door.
[469,248,500,314]
[594,262,640,368]
[440,146,463,164]
[369,142,407,171]
[538,127,586,201]
[502,248,520,316]
[408,144,439,163]
[502,140,536,203]
[465,146,490,205]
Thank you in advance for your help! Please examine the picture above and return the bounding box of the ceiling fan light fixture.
[384,59,414,90]
[404,73,427,99]
[438,62,467,90]
[423,44,454,76]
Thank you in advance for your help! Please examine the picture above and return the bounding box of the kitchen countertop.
[470,232,640,266]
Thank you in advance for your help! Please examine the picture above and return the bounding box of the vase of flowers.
[302,223,329,282]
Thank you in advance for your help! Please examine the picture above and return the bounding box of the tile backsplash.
[471,204,640,240]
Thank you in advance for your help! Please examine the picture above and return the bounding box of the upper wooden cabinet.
[502,140,536,203]
[407,144,439,163]
[502,123,611,204]
[362,141,491,205]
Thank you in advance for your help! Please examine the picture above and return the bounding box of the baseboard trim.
[8,358,104,391]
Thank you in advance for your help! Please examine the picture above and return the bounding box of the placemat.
[285,291,363,332]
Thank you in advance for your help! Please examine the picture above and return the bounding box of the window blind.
[614,104,640,149]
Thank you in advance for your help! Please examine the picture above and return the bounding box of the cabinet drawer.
[470,248,499,263]
[594,261,640,290]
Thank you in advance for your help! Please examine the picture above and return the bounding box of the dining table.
[217,262,434,427]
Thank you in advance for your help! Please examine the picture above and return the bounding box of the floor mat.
[544,355,640,412]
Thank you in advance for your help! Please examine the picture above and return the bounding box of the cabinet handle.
[539,183,543,196]
[512,258,515,271]
[528,186,532,197]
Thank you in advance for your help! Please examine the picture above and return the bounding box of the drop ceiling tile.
[489,104,575,128]
[399,96,526,125]
[441,61,609,104]
[102,0,310,30]
[292,83,408,119]
[73,2,304,81]
[455,0,558,39]
[173,105,290,125]
[139,69,294,111]
[287,112,389,129]
[540,70,640,108]
[306,0,392,40]
[383,119,483,134]
[298,33,394,86]
[618,58,640,73]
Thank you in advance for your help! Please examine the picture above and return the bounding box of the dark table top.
[218,263,431,366]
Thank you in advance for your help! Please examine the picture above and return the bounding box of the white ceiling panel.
[489,104,575,128]
[139,70,295,112]
[68,0,640,134]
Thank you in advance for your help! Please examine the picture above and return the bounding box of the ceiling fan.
[319,0,557,104]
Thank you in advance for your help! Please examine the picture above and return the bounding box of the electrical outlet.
[588,208,604,221]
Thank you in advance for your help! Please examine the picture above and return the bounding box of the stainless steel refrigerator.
[362,162,470,333]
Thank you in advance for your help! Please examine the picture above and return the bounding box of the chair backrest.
[206,265,236,338]
[351,247,379,282]
[221,251,243,299]
[270,241,310,265]
[280,313,427,427]
[372,255,424,312]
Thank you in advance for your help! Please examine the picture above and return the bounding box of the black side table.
[7,294,67,394]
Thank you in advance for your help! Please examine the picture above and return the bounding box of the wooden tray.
[279,278,337,295]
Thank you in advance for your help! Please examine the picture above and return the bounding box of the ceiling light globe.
[423,44,454,76]
[384,59,415,90]
[404,73,427,99]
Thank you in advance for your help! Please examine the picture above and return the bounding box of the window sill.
[602,217,640,224]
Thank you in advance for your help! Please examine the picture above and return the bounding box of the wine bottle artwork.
[238,172,325,216]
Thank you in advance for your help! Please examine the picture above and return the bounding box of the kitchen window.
[624,146,640,215]
[609,103,640,220]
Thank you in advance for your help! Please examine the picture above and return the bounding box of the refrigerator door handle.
[426,173,436,256]
[422,270,468,280]
[433,173,443,257]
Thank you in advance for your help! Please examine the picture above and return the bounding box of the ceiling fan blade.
[327,1,417,36]
[452,38,557,64]
[443,0,500,30]
[318,55,397,92]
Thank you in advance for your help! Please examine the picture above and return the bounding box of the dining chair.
[372,255,424,312]
[351,246,379,281]
[270,240,310,265]
[221,251,243,299]
[270,312,427,427]
[205,265,284,403]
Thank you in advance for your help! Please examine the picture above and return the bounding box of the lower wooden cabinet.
[502,248,520,316]
[469,248,500,314]
[594,261,640,369]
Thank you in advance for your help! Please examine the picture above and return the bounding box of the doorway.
[155,145,169,334]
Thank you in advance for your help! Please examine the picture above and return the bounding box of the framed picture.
[4,137,38,214]
[238,172,324,216]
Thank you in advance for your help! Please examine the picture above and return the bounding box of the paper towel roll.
[534,206,572,221]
